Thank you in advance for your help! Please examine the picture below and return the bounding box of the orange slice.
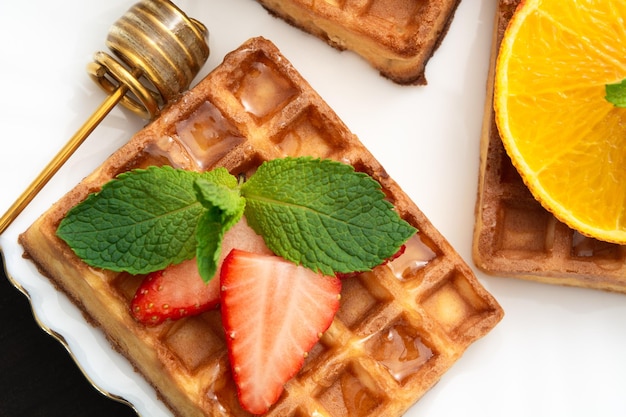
[494,0,626,244]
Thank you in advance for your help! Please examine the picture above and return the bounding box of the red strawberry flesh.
[131,217,272,325]
[220,249,341,414]
[131,258,219,325]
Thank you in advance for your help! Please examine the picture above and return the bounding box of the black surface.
[0,257,138,417]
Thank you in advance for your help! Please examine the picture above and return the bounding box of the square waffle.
[472,0,626,291]
[20,37,503,416]
[254,0,461,85]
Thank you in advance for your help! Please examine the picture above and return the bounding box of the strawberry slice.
[220,249,341,414]
[131,257,220,325]
[131,217,273,325]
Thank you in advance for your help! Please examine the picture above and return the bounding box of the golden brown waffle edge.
[472,0,626,291]
[254,0,462,85]
[20,37,503,417]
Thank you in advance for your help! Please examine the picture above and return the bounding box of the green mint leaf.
[194,173,243,226]
[57,166,220,274]
[605,79,626,107]
[195,209,230,283]
[198,166,240,189]
[241,157,416,275]
[193,177,245,282]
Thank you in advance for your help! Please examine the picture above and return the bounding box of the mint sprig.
[57,158,416,282]
[605,79,626,107]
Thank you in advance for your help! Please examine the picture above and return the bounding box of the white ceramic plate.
[2,1,626,416]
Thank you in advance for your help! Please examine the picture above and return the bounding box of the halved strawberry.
[131,217,273,326]
[131,258,220,325]
[220,249,341,414]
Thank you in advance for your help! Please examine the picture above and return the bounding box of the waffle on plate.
[254,0,461,85]
[472,0,626,291]
[20,37,503,417]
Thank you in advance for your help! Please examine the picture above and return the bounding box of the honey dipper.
[0,0,209,235]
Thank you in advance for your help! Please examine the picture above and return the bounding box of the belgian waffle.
[20,37,502,417]
[472,0,626,291]
[254,0,461,85]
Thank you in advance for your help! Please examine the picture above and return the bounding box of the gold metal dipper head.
[0,0,209,235]
[90,0,209,119]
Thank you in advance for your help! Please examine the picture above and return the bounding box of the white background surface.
[1,1,626,416]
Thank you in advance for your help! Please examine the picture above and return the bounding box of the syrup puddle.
[388,234,436,280]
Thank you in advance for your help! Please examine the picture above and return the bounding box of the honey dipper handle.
[0,87,126,235]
